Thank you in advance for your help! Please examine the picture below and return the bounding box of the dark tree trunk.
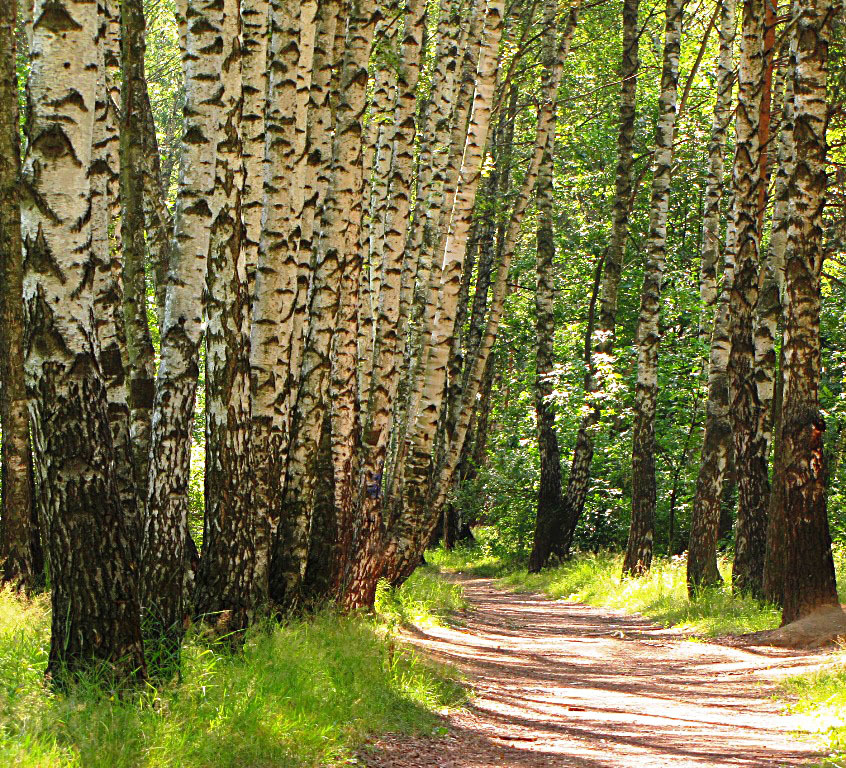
[776,0,839,625]
[0,0,36,591]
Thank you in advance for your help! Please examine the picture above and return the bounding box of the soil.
[360,575,839,768]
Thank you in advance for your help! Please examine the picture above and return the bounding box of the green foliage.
[781,658,846,767]
[0,582,465,767]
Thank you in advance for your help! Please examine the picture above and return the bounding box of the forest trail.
[363,575,834,768]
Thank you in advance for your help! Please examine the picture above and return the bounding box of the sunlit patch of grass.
[375,567,468,628]
[781,655,846,767]
[0,579,466,768]
[428,543,781,636]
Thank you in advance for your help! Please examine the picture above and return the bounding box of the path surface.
[363,575,833,768]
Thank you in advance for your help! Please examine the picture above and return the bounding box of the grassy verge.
[0,573,466,768]
[781,659,846,767]
[428,545,781,636]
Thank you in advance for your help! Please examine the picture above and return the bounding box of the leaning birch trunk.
[763,48,796,606]
[193,0,257,636]
[389,0,505,583]
[388,0,579,585]
[21,0,145,682]
[549,0,640,564]
[728,0,768,598]
[623,0,685,577]
[0,0,36,590]
[142,0,224,670]
[250,0,318,607]
[774,0,839,624]
[269,0,378,609]
[121,0,157,504]
[342,0,426,610]
[686,0,737,592]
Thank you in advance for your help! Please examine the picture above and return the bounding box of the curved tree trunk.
[623,0,685,578]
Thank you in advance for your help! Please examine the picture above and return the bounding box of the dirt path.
[363,575,834,768]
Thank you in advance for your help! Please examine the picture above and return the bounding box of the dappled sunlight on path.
[363,576,832,767]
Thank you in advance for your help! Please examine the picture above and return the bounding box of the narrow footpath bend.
[364,575,831,768]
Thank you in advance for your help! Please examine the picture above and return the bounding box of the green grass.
[0,577,466,768]
[428,544,781,636]
[781,657,846,767]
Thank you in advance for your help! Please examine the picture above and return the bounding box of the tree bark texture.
[687,0,737,592]
[21,0,145,682]
[728,0,768,598]
[624,0,685,578]
[776,0,839,624]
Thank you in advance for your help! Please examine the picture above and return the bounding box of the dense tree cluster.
[0,0,843,685]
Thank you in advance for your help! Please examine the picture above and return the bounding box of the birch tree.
[687,0,737,591]
[21,0,145,681]
[623,0,685,577]
[142,0,224,667]
[727,0,768,597]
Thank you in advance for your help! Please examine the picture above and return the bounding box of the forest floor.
[361,574,836,768]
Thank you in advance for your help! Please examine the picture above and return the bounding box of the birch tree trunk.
[763,49,796,606]
[527,133,566,574]
[250,0,318,607]
[623,0,685,577]
[550,0,640,564]
[92,0,137,538]
[728,0,768,598]
[21,0,145,682]
[686,0,737,592]
[121,0,157,503]
[775,0,839,624]
[342,0,426,609]
[193,0,257,636]
[398,0,504,534]
[388,0,581,586]
[526,0,567,574]
[0,0,36,591]
[269,0,378,609]
[142,0,224,669]
[240,0,269,292]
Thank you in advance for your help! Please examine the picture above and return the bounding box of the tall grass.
[428,544,782,636]
[0,575,466,768]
